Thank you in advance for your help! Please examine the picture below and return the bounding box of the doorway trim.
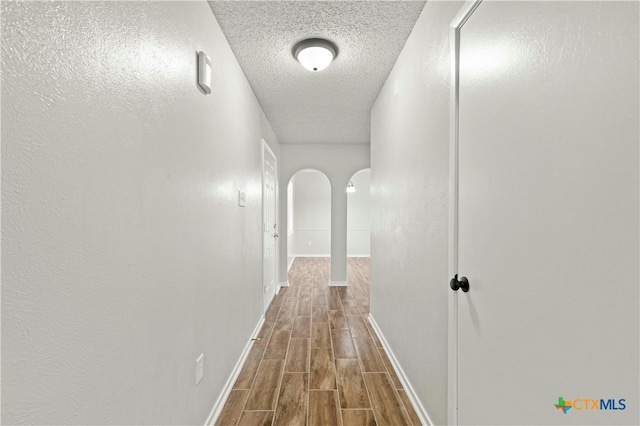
[262,139,279,312]
[448,1,483,424]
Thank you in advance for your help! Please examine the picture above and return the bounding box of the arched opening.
[286,169,332,275]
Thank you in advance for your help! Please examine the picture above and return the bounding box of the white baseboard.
[368,314,433,426]
[278,282,290,293]
[290,255,370,259]
[205,315,265,426]
[328,281,348,287]
[287,256,295,273]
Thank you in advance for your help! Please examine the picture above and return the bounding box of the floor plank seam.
[217,258,422,426]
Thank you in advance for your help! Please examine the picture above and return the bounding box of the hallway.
[2,1,638,424]
[216,258,421,426]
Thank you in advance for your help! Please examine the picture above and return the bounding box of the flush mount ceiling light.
[293,38,338,72]
[346,181,356,193]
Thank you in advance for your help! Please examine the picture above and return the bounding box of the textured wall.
[370,2,463,425]
[1,1,279,424]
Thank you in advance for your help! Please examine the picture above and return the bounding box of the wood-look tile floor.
[216,258,422,426]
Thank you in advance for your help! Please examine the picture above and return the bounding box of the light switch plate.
[238,190,246,207]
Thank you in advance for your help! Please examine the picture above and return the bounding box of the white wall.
[347,169,371,256]
[291,171,332,256]
[1,1,279,424]
[370,2,463,425]
[278,144,370,285]
[286,181,295,271]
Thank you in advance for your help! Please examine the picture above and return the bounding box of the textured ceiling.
[208,1,426,145]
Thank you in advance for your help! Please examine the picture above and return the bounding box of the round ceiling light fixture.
[293,38,338,72]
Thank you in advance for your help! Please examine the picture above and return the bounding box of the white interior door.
[451,1,639,424]
[263,141,278,311]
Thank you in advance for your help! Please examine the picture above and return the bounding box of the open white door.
[450,1,639,424]
[262,140,278,312]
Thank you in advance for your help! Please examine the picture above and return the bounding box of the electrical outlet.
[308,240,312,246]
[196,354,204,385]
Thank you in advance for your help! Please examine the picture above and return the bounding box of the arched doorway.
[286,169,332,277]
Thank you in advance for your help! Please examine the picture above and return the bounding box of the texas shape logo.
[555,397,572,414]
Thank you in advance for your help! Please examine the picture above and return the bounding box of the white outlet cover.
[238,190,246,207]
[196,354,204,385]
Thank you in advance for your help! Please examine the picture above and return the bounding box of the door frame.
[448,1,483,424]
[262,138,279,312]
